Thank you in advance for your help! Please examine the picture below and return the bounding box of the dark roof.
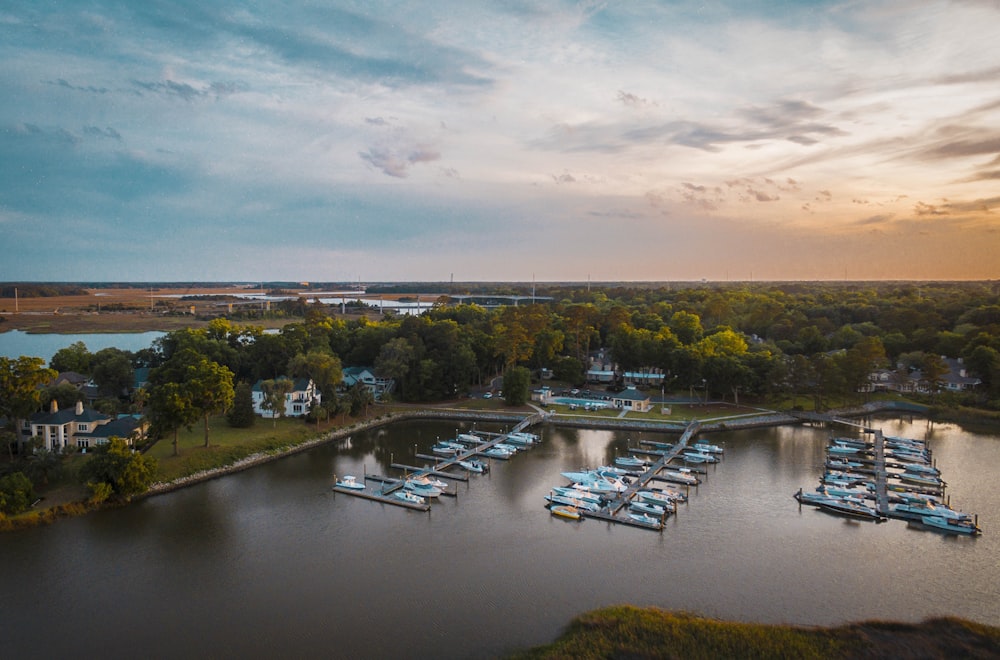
[612,388,650,401]
[30,407,109,426]
[51,371,89,386]
[251,377,312,392]
[85,416,142,439]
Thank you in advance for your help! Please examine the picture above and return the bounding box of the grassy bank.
[512,606,1000,659]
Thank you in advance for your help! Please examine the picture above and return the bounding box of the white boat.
[828,445,861,455]
[614,456,648,469]
[458,459,488,473]
[897,471,944,487]
[394,490,426,505]
[893,501,971,522]
[630,501,669,517]
[627,512,663,529]
[335,475,366,491]
[552,486,604,505]
[635,491,676,512]
[682,451,716,464]
[507,431,538,445]
[692,442,724,454]
[660,470,700,486]
[404,479,443,498]
[921,515,981,536]
[456,433,482,443]
[545,493,600,513]
[431,441,462,456]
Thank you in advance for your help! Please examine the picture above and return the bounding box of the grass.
[511,605,1000,659]
[147,413,373,482]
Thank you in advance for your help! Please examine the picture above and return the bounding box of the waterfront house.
[251,377,321,418]
[26,400,111,451]
[341,366,395,400]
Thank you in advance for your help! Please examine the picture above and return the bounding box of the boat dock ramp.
[795,422,981,535]
[548,420,714,532]
[333,414,546,512]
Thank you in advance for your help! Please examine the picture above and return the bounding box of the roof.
[85,416,141,439]
[612,388,650,401]
[251,377,313,392]
[342,366,374,377]
[30,407,109,426]
[51,371,89,386]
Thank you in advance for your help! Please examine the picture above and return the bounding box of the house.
[341,366,395,400]
[25,400,111,452]
[251,377,321,418]
[611,386,652,412]
[85,415,147,448]
[585,351,666,386]
[532,386,553,404]
[941,357,982,392]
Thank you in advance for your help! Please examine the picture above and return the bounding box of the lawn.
[147,413,360,482]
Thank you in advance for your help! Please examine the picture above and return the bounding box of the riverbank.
[2,399,932,533]
[512,605,1000,659]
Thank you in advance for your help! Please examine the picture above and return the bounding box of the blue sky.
[2,1,999,282]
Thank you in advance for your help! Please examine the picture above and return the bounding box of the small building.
[251,377,321,418]
[532,386,553,404]
[611,386,652,413]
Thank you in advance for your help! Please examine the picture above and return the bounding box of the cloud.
[83,125,122,141]
[130,78,247,101]
[552,172,576,184]
[46,78,110,94]
[617,90,657,108]
[856,214,893,226]
[359,145,441,178]
[914,201,947,216]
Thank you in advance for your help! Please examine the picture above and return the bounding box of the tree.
[0,356,57,459]
[374,337,414,394]
[347,382,374,417]
[288,350,343,401]
[184,358,235,446]
[0,472,35,516]
[226,382,256,428]
[41,382,85,410]
[502,366,531,406]
[260,378,294,427]
[90,347,135,398]
[148,382,198,457]
[79,437,157,501]
[50,341,92,373]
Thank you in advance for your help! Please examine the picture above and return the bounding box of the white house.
[251,377,321,418]
[341,367,395,400]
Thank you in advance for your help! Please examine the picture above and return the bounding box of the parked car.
[483,392,493,399]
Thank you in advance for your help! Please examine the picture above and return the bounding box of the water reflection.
[2,417,997,659]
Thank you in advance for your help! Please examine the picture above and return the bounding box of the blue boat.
[614,456,648,469]
[334,475,366,491]
[458,459,488,473]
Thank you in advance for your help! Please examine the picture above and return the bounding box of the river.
[2,417,997,658]
[0,329,165,363]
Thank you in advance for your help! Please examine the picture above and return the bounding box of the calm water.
[2,417,997,658]
[0,329,164,362]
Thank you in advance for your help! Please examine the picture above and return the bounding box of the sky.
[2,1,999,283]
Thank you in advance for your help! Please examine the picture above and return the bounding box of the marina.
[794,417,981,535]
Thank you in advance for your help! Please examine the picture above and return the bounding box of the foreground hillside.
[513,606,1000,659]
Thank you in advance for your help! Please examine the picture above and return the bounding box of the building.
[610,386,652,412]
[251,377,321,418]
[26,400,111,451]
[341,367,395,400]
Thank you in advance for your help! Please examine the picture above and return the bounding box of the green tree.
[347,382,374,417]
[502,366,532,406]
[49,341,92,374]
[288,350,343,401]
[226,382,256,428]
[79,437,157,500]
[0,356,57,459]
[185,358,235,446]
[0,471,35,516]
[148,381,198,457]
[41,382,85,411]
[90,347,135,398]
[260,378,294,427]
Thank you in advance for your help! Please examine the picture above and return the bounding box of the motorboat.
[458,459,488,473]
[682,451,717,464]
[643,486,687,503]
[394,490,426,505]
[456,433,482,444]
[896,471,944,488]
[921,515,982,536]
[900,463,940,476]
[404,479,443,498]
[545,493,600,513]
[893,501,971,522]
[482,447,514,459]
[494,442,521,453]
[630,501,669,517]
[815,498,885,522]
[635,491,676,512]
[692,442,724,454]
[334,475,366,491]
[550,504,582,521]
[828,444,861,455]
[627,512,663,529]
[552,486,604,505]
[507,431,538,445]
[826,458,863,470]
[660,469,700,486]
[614,456,648,469]
[431,441,463,456]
